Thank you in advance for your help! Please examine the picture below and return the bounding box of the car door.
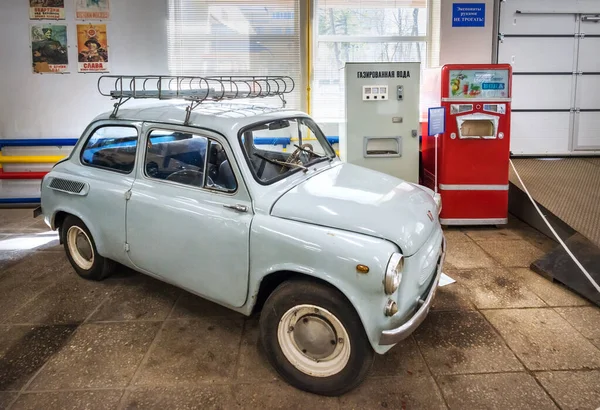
[75,121,141,263]
[125,124,253,308]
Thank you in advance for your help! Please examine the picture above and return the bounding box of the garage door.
[497,0,600,155]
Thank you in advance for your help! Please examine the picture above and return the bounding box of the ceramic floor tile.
[28,322,160,390]
[438,372,557,410]
[134,318,244,386]
[444,241,496,270]
[7,277,113,325]
[477,240,545,268]
[536,370,600,410]
[483,308,600,370]
[442,228,473,243]
[0,279,53,324]
[123,386,235,410]
[554,307,600,349]
[414,311,522,375]
[11,390,123,410]
[0,392,18,409]
[512,268,590,307]
[431,279,476,311]
[0,249,31,272]
[0,210,38,232]
[169,291,243,319]
[235,318,279,382]
[0,324,77,391]
[89,274,180,322]
[339,375,446,410]
[463,226,524,242]
[446,267,546,309]
[371,336,429,377]
[233,380,340,409]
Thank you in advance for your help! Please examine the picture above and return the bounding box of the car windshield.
[239,117,336,184]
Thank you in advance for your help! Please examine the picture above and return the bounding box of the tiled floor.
[0,209,599,410]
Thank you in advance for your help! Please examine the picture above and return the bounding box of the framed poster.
[31,24,69,73]
[77,24,109,72]
[29,0,65,20]
[75,0,110,20]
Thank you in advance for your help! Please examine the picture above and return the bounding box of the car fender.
[247,214,399,354]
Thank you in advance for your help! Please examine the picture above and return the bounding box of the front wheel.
[259,279,374,396]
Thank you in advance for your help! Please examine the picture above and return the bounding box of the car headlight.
[385,253,404,294]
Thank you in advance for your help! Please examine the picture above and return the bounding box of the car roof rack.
[97,75,295,125]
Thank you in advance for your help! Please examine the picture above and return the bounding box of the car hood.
[270,163,439,256]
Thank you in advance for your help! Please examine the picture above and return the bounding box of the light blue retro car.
[38,77,445,396]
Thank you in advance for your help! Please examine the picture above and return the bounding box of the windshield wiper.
[294,144,324,158]
[253,153,308,172]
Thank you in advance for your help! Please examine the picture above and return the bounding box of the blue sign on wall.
[452,3,485,27]
[428,107,446,136]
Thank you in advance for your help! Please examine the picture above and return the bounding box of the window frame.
[310,1,434,120]
[237,116,336,186]
[79,123,140,175]
[141,126,239,195]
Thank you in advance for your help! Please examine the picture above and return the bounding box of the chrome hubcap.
[292,315,337,360]
[75,233,93,261]
[277,304,351,377]
[67,226,94,270]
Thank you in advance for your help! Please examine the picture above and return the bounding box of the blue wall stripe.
[0,139,79,148]
[0,198,41,204]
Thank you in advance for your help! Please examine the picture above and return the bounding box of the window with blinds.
[167,0,302,109]
[312,0,434,121]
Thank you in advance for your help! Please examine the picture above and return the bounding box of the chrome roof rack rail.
[97,75,295,124]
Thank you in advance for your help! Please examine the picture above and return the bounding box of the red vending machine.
[422,64,512,225]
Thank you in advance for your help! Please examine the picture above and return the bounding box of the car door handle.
[223,204,248,212]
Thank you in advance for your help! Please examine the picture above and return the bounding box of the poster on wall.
[29,0,65,20]
[31,24,69,73]
[77,24,109,72]
[75,0,110,20]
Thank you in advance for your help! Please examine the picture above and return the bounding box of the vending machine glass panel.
[449,69,510,99]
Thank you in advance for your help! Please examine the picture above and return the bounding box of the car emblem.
[427,210,434,222]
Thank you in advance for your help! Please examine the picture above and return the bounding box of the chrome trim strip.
[442,97,511,102]
[379,236,446,345]
[440,218,508,225]
[439,184,509,191]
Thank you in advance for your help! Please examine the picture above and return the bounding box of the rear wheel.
[61,216,115,281]
[259,279,374,396]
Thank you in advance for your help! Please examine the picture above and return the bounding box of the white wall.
[0,0,169,140]
[439,0,495,65]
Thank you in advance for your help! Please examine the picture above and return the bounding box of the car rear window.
[81,125,139,173]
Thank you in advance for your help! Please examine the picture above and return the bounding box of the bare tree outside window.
[314,2,427,120]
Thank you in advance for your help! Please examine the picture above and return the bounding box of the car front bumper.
[379,236,446,345]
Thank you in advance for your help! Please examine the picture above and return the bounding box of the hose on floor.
[509,159,600,294]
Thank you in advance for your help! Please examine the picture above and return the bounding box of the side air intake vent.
[49,178,87,195]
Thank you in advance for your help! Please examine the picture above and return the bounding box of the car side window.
[206,140,237,192]
[81,126,139,173]
[144,130,208,188]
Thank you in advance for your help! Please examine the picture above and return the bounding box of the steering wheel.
[146,161,159,178]
[166,169,204,186]
[281,143,313,174]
